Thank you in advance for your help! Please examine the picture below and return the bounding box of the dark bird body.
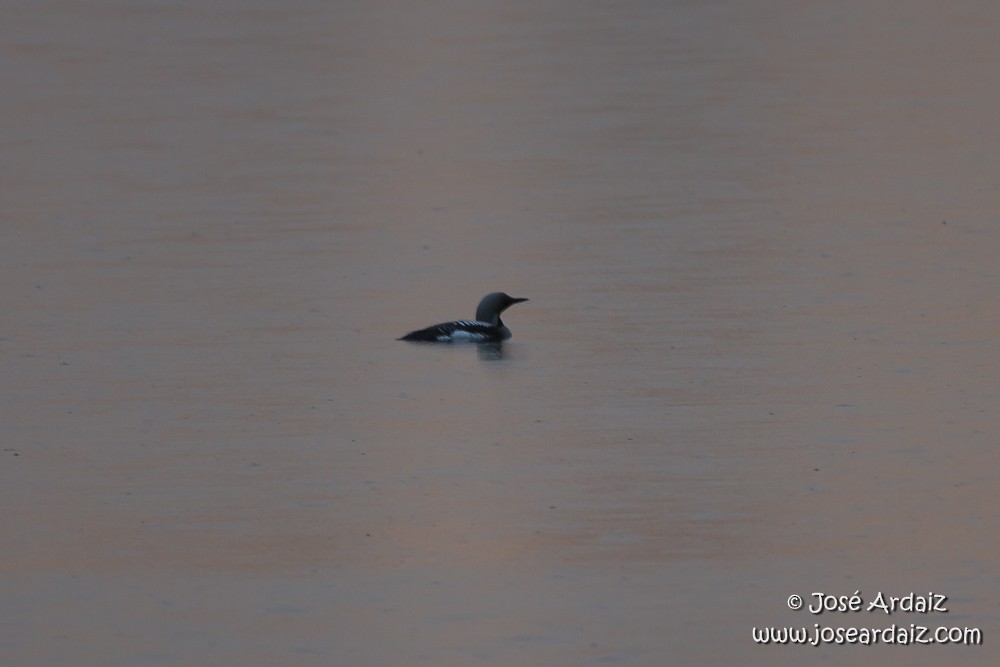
[398,292,529,343]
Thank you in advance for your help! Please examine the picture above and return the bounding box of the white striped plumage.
[398,292,528,343]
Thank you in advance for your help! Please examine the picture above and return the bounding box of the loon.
[398,292,529,342]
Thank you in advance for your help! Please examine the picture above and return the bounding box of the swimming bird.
[398,292,529,342]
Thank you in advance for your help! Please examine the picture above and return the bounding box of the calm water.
[3,2,999,665]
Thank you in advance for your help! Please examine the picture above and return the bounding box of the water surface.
[2,2,999,665]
